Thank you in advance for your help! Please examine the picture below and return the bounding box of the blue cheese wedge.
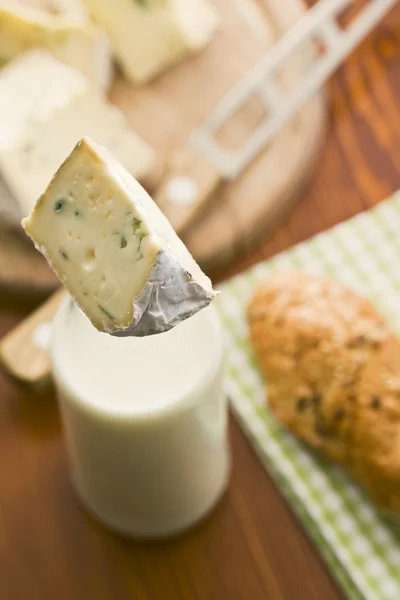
[22,137,217,336]
[0,51,156,217]
[0,0,112,89]
[83,0,218,84]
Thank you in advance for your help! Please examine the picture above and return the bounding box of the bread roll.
[248,273,400,512]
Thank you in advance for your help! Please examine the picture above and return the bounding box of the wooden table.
[1,5,400,599]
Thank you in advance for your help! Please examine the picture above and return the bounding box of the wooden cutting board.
[0,0,325,295]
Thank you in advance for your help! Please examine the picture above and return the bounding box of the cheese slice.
[23,137,217,336]
[83,0,218,84]
[0,0,112,89]
[0,51,156,216]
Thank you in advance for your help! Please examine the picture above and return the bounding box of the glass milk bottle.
[51,297,230,538]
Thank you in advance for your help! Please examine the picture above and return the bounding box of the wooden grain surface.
[1,2,400,599]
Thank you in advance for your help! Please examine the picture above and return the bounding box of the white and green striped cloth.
[215,192,400,600]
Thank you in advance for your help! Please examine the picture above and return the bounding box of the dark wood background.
[1,2,400,599]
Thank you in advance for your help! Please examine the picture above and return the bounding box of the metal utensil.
[156,0,396,231]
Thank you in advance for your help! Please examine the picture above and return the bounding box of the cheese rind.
[22,137,216,337]
[0,51,156,216]
[83,0,218,84]
[0,0,112,89]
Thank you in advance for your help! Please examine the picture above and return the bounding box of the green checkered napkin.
[215,193,400,600]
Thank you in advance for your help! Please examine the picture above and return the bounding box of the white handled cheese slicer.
[0,0,395,387]
[156,0,397,232]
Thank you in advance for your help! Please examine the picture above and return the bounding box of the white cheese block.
[83,0,218,84]
[0,0,112,90]
[23,137,217,336]
[0,50,86,147]
[0,51,156,216]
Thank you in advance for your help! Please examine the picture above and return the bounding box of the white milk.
[51,298,230,538]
